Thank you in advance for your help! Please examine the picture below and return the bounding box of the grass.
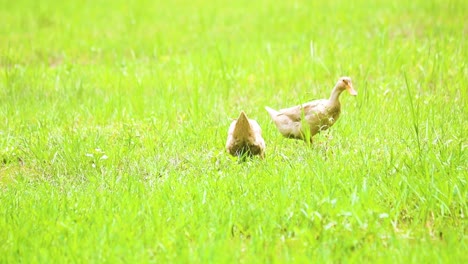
[0,0,467,262]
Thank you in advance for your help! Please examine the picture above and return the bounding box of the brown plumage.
[226,111,266,159]
[265,77,357,142]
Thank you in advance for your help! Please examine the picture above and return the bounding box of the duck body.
[265,77,356,142]
[265,99,341,140]
[226,111,265,158]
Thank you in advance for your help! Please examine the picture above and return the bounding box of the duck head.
[336,77,357,96]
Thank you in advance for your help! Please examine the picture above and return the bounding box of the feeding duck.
[226,111,266,159]
[265,77,357,142]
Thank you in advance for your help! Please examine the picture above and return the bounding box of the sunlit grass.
[0,0,466,262]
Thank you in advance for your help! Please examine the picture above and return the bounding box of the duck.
[226,111,266,159]
[265,77,357,142]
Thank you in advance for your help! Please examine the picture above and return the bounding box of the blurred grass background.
[0,0,466,262]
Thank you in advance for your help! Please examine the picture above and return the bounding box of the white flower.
[379,213,389,219]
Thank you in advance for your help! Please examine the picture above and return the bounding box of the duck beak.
[347,84,358,96]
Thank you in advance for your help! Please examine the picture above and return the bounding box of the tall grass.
[1,0,466,262]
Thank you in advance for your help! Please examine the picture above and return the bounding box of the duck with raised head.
[226,111,266,159]
[265,77,357,142]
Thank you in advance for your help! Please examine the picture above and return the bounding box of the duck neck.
[329,86,344,105]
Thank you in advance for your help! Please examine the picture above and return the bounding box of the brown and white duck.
[265,77,357,142]
[226,111,266,159]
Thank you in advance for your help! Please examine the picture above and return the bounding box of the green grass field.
[1,0,467,262]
